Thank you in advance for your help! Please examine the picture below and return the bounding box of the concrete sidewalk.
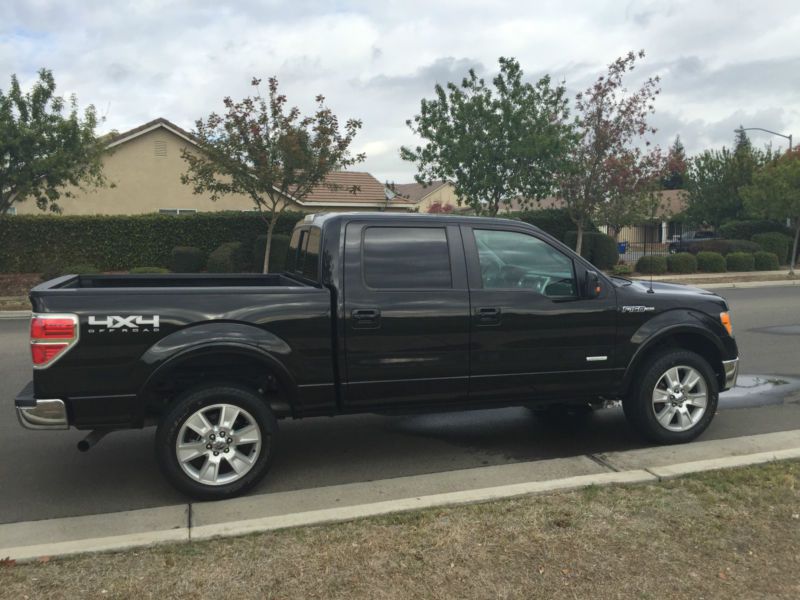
[3,429,799,562]
[645,270,797,289]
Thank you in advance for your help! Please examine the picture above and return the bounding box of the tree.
[742,148,800,273]
[401,57,575,216]
[182,77,364,272]
[0,69,107,215]
[662,135,687,189]
[599,147,667,241]
[556,51,661,255]
[685,130,772,228]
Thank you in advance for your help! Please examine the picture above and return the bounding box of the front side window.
[363,226,452,289]
[474,229,576,297]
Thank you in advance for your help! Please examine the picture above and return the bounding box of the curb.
[3,443,799,562]
[0,310,30,319]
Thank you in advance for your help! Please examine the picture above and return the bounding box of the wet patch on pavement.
[719,374,800,408]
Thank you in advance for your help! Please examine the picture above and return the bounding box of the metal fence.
[601,222,690,264]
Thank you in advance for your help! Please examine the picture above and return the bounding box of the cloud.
[1,0,799,182]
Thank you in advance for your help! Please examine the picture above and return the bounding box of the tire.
[156,383,277,500]
[623,349,718,444]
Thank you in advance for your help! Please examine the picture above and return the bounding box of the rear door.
[464,224,619,402]
[342,220,470,408]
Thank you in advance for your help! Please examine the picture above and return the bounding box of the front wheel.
[156,384,277,500]
[623,350,718,444]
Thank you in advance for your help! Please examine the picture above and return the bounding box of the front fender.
[621,309,727,394]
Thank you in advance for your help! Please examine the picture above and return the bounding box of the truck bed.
[33,272,311,291]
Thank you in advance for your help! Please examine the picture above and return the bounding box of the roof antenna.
[647,221,655,294]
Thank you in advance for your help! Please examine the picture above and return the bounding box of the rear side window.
[363,226,451,289]
[286,227,321,280]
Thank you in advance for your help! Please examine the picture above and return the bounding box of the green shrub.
[696,251,726,273]
[0,211,306,273]
[666,252,697,274]
[513,209,596,242]
[635,255,667,275]
[564,231,619,270]
[207,242,249,273]
[688,239,761,256]
[40,263,100,281]
[612,263,633,276]
[170,246,206,273]
[252,234,292,272]
[719,219,791,240]
[751,232,791,264]
[726,252,755,272]
[753,251,780,271]
[129,266,170,274]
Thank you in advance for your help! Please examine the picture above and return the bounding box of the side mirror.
[584,270,602,299]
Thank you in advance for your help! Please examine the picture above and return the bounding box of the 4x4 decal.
[87,315,160,333]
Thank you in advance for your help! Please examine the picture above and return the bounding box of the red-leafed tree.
[182,77,365,272]
[556,51,662,254]
[427,201,454,214]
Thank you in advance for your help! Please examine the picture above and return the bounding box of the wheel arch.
[138,340,298,424]
[621,324,726,396]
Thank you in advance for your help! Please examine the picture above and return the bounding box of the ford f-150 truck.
[15,213,739,499]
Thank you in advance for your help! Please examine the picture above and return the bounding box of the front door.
[342,221,470,408]
[463,225,618,402]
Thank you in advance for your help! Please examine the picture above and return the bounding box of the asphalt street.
[1,285,799,524]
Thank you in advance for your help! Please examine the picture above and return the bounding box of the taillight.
[30,314,79,368]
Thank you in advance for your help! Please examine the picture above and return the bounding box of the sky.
[2,0,799,183]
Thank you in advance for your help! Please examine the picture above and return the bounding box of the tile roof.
[301,172,415,205]
[105,117,196,148]
[393,181,448,203]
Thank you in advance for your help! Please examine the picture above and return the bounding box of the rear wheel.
[156,384,276,500]
[623,349,718,444]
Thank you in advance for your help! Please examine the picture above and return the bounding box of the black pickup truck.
[16,213,739,499]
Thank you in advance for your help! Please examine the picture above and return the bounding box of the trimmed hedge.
[666,252,697,274]
[40,263,100,281]
[751,232,791,264]
[726,252,755,272]
[696,251,726,273]
[129,266,170,274]
[719,219,791,240]
[564,231,619,270]
[207,242,249,273]
[0,212,305,273]
[170,246,206,273]
[612,263,633,276]
[753,251,780,271]
[687,238,762,256]
[635,255,668,275]
[253,234,292,272]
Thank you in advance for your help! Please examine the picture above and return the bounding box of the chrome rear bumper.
[15,382,69,430]
[722,358,739,391]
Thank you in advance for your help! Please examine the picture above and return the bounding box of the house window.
[154,139,167,157]
[159,209,197,216]
[5,206,17,215]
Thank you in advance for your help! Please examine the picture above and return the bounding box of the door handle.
[351,308,381,328]
[476,306,501,324]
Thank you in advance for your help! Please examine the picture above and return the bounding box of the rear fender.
[135,322,296,423]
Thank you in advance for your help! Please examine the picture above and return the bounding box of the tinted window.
[363,227,451,289]
[285,227,321,280]
[302,227,321,280]
[285,229,305,274]
[474,229,576,297]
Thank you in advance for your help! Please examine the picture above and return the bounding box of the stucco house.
[12,117,415,215]
[392,181,464,212]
